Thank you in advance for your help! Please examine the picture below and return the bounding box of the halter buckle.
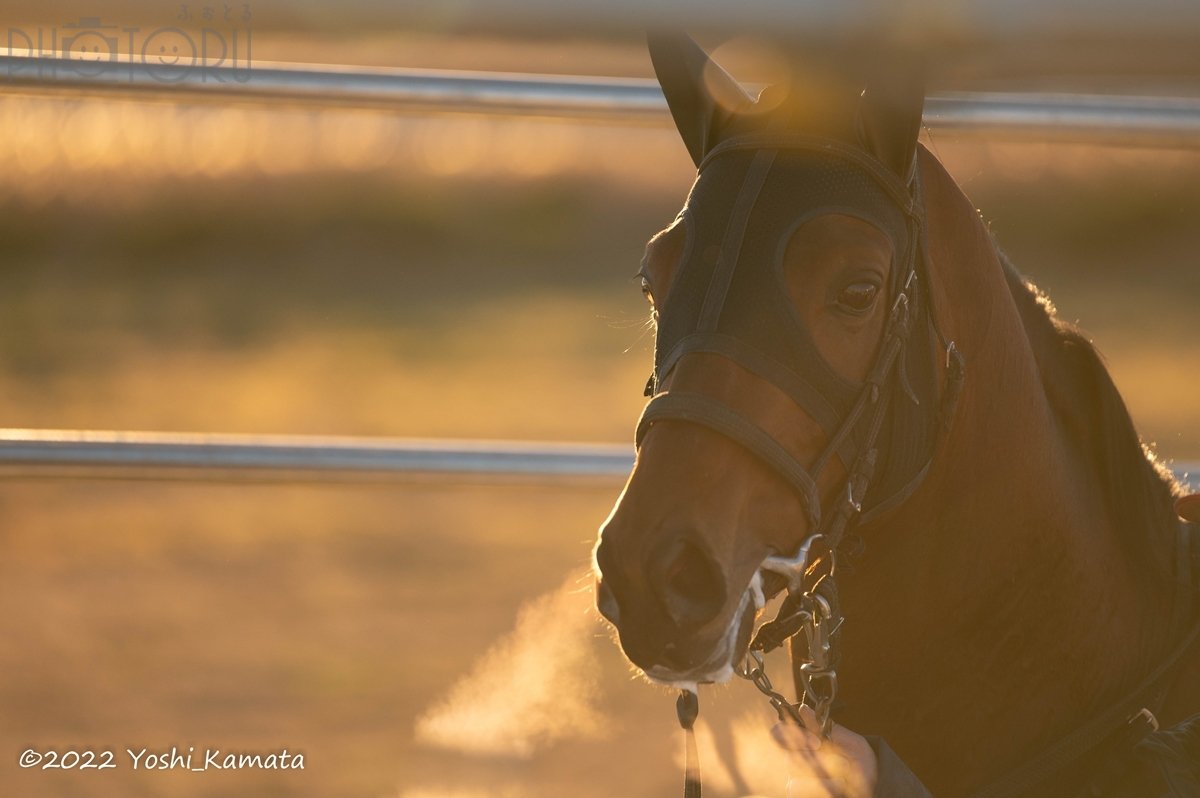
[846,482,863,515]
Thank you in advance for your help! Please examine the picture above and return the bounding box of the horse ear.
[648,31,756,168]
[857,58,926,180]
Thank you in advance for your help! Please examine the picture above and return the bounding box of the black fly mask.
[637,33,945,537]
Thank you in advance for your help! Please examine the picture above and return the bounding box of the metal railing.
[0,429,1195,490]
[2,55,1200,148]
[33,0,1197,49]
[0,429,634,484]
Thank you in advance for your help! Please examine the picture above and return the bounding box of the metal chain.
[738,577,843,738]
[736,649,804,726]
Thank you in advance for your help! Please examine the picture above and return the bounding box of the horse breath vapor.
[413,571,857,795]
[414,574,609,758]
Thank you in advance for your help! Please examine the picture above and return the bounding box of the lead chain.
[737,649,804,726]
[738,586,842,739]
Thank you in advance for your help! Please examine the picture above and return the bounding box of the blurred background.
[0,10,1198,798]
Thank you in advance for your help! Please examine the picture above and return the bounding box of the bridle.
[633,133,963,795]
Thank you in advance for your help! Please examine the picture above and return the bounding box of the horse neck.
[829,146,1179,794]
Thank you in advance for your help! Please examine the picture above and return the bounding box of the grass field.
[1,93,1198,798]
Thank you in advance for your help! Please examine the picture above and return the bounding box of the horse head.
[593,33,942,686]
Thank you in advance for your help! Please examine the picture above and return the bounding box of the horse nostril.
[651,538,726,630]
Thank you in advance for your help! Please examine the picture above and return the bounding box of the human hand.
[771,705,878,798]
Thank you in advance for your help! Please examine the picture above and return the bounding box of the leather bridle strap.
[655,332,859,463]
[636,391,823,529]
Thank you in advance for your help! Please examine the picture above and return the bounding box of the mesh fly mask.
[635,133,943,548]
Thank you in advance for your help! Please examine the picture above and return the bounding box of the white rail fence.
[25,0,1196,52]
[2,55,1200,148]
[0,430,1195,491]
[0,429,634,485]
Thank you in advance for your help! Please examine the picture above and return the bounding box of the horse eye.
[836,281,880,314]
[640,277,655,305]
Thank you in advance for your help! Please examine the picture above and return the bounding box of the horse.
[592,33,1200,797]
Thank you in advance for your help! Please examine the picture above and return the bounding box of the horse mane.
[998,253,1182,577]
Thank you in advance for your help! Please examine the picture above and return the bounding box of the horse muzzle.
[594,533,764,683]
